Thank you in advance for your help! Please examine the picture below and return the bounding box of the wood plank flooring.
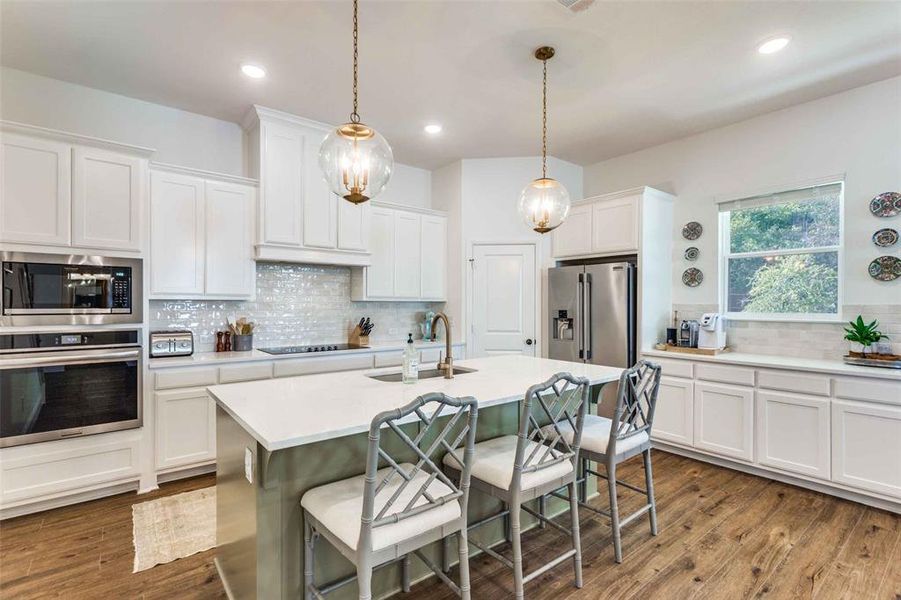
[1,451,898,599]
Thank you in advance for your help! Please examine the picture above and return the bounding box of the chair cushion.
[541,415,650,458]
[301,463,461,552]
[444,435,573,491]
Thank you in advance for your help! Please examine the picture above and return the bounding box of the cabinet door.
[367,206,395,298]
[0,134,71,246]
[259,121,304,246]
[394,211,422,298]
[155,389,217,470]
[693,382,754,462]
[591,195,639,254]
[420,214,447,300]
[149,171,205,296]
[338,199,370,251]
[552,203,592,258]
[205,181,255,297]
[72,147,143,251]
[832,400,901,498]
[652,376,694,446]
[302,151,338,248]
[757,391,830,480]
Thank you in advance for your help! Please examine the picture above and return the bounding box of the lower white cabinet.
[693,381,754,462]
[155,388,217,471]
[652,376,694,446]
[756,390,830,480]
[832,400,901,498]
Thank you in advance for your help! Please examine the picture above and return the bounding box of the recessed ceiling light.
[241,64,266,79]
[757,36,791,55]
[424,124,442,135]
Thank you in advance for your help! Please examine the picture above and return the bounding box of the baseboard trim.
[155,463,216,486]
[653,442,901,514]
[0,480,140,520]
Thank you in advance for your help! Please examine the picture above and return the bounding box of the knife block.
[350,325,370,347]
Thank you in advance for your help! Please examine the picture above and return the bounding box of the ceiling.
[2,1,899,170]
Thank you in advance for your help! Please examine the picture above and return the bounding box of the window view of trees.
[726,196,840,315]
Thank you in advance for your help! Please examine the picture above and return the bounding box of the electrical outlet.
[244,447,253,484]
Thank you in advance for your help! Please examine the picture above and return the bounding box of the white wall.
[583,76,901,309]
[0,67,245,175]
[378,163,432,209]
[431,161,464,339]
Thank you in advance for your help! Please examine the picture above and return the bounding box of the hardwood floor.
[1,451,898,599]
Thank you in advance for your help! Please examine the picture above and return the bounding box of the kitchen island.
[208,354,622,600]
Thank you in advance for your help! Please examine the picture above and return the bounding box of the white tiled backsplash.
[150,263,444,352]
[671,304,901,360]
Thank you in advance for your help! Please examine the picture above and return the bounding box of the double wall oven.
[0,253,144,448]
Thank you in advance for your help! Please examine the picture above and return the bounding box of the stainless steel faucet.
[430,312,454,379]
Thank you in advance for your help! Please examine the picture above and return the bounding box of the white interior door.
[470,243,537,357]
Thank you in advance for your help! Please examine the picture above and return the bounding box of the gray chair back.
[359,392,478,552]
[608,360,662,457]
[512,372,590,494]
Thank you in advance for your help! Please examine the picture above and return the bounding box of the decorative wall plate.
[682,222,703,240]
[873,228,899,248]
[869,192,901,218]
[684,247,700,261]
[868,256,901,281]
[682,267,703,287]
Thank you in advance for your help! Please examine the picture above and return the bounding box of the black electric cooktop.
[257,343,364,355]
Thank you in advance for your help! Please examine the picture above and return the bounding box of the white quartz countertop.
[148,340,464,369]
[641,349,901,381]
[207,355,622,452]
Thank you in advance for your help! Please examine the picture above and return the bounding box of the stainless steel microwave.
[1,252,143,326]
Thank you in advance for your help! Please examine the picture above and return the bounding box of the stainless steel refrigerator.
[548,261,636,408]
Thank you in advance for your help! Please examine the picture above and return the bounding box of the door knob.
[525,338,534,346]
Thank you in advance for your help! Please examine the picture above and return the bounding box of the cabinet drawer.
[155,367,218,390]
[218,362,273,384]
[695,363,755,386]
[834,378,901,406]
[758,369,830,397]
[650,357,693,379]
[273,354,373,377]
[373,351,405,368]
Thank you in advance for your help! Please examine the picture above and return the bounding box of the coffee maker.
[698,313,726,349]
[679,320,699,348]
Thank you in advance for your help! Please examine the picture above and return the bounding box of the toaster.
[150,330,194,358]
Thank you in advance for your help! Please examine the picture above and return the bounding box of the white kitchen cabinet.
[394,211,422,298]
[652,376,694,446]
[420,214,447,300]
[551,203,592,258]
[149,166,256,299]
[0,133,71,246]
[155,389,216,471]
[204,181,255,297]
[338,199,369,251]
[302,155,338,249]
[757,390,830,480]
[259,120,305,247]
[351,202,447,301]
[693,381,754,462]
[591,195,639,254]
[150,171,205,295]
[72,146,143,251]
[832,400,901,498]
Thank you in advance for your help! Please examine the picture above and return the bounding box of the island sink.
[367,366,478,382]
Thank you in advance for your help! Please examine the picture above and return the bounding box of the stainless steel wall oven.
[1,252,142,327]
[0,330,142,448]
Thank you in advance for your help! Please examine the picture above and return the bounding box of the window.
[718,182,842,320]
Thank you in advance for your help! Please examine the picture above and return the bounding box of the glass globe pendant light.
[319,0,393,204]
[517,46,570,233]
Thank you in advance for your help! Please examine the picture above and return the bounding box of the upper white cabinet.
[550,203,591,258]
[149,165,256,299]
[0,133,71,246]
[591,195,639,255]
[72,147,143,251]
[352,202,447,302]
[0,123,152,252]
[552,190,648,259]
[244,106,371,266]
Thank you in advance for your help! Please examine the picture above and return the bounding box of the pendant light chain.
[350,0,360,124]
[541,56,548,179]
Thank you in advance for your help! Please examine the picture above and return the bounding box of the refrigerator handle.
[585,272,593,361]
[577,273,584,359]
[626,263,636,366]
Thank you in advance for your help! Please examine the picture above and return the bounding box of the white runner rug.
[132,486,216,573]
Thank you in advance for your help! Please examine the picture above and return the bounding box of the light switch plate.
[244,447,253,484]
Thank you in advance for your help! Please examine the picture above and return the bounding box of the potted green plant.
[843,315,888,356]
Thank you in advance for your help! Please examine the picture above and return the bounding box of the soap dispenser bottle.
[402,333,419,384]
